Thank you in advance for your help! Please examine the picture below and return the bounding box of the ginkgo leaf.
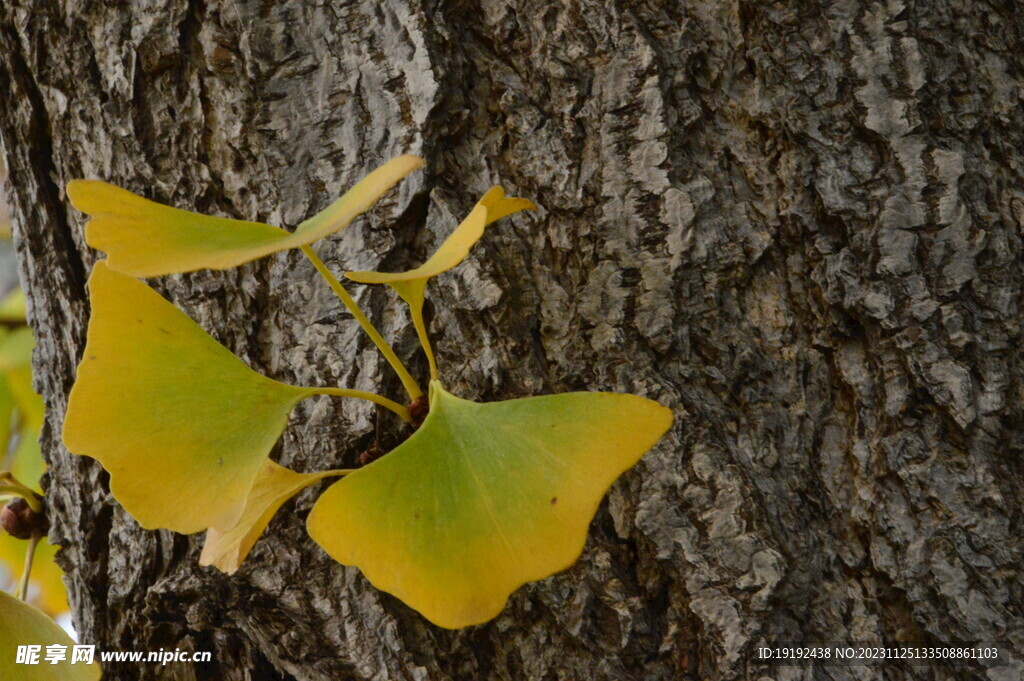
[0,372,16,458]
[307,380,672,629]
[0,537,69,616]
[10,427,44,495]
[0,592,100,681]
[0,326,44,432]
[1,421,60,617]
[0,326,34,371]
[345,187,535,378]
[27,541,69,616]
[67,155,423,277]
[345,187,536,286]
[0,288,27,322]
[0,323,47,491]
[63,261,317,534]
[200,459,341,574]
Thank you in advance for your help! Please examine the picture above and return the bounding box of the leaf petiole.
[320,468,355,477]
[300,245,424,401]
[0,473,42,513]
[307,387,412,423]
[387,280,438,383]
[17,534,39,601]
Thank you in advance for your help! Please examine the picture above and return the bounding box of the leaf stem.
[408,296,438,382]
[388,281,438,383]
[320,468,355,477]
[307,387,412,423]
[0,473,42,513]
[17,534,39,601]
[300,245,423,400]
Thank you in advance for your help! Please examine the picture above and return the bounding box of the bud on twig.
[0,497,48,540]
[409,396,429,429]
[357,442,384,467]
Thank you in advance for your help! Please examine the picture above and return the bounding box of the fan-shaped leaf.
[0,288,27,322]
[0,591,100,680]
[8,429,44,497]
[67,155,423,277]
[345,188,534,378]
[0,320,66,617]
[0,327,44,432]
[0,537,69,616]
[346,187,535,285]
[200,460,339,574]
[307,381,672,629]
[0,372,16,460]
[63,262,316,533]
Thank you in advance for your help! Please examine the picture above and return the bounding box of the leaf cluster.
[61,157,673,629]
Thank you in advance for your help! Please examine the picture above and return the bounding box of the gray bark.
[1,1,1023,680]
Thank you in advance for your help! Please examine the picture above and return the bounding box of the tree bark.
[2,1,1023,680]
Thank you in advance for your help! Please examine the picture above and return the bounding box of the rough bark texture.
[1,1,1022,680]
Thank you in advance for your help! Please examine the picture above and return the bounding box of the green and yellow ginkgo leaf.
[0,288,27,322]
[0,326,44,433]
[0,306,68,617]
[0,457,68,618]
[200,459,345,574]
[0,538,69,616]
[0,592,101,681]
[67,155,423,277]
[63,262,400,535]
[0,295,32,449]
[63,261,310,533]
[2,428,68,619]
[346,187,535,379]
[307,380,672,629]
[0,371,17,459]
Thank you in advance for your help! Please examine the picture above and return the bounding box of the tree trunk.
[2,1,1022,679]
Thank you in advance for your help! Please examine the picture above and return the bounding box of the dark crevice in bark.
[0,23,87,299]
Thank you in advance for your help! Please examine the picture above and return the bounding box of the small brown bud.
[0,497,48,540]
[409,396,429,429]
[357,443,384,467]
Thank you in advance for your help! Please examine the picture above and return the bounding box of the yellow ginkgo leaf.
[200,459,342,574]
[0,327,45,433]
[0,373,16,461]
[346,187,536,286]
[0,536,69,616]
[10,426,44,495]
[29,541,69,616]
[0,592,100,681]
[0,288,27,322]
[345,187,535,379]
[0,326,33,372]
[307,380,672,629]
[63,261,317,534]
[67,155,424,277]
